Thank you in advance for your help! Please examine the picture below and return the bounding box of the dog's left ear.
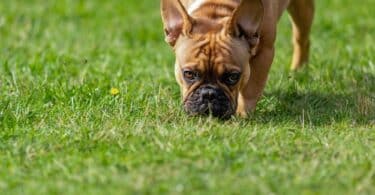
[226,0,264,46]
[161,0,192,47]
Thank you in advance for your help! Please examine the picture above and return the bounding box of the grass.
[0,0,374,194]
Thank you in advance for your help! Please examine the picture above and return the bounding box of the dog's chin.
[183,90,236,119]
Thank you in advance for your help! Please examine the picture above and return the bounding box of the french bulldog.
[160,0,314,118]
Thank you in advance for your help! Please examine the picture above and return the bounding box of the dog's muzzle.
[184,85,235,119]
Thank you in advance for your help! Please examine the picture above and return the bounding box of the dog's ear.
[161,0,192,46]
[226,0,264,45]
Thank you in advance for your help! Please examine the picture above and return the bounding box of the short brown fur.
[161,0,314,117]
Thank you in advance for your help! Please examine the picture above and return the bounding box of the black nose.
[200,87,218,101]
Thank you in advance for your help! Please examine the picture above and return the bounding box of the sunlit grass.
[0,0,374,194]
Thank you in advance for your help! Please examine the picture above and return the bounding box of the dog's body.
[161,0,314,118]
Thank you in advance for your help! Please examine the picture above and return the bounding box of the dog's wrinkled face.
[161,0,263,118]
[175,32,251,118]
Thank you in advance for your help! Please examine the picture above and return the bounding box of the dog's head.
[161,0,263,118]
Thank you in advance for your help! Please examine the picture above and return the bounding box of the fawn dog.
[161,0,314,118]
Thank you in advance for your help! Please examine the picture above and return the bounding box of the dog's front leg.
[237,46,275,117]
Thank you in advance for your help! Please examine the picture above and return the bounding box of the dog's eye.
[183,70,199,81]
[224,72,241,85]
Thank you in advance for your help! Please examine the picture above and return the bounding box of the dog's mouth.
[183,87,236,119]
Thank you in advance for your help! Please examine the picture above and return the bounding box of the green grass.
[0,0,374,194]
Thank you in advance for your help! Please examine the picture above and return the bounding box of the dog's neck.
[184,0,240,34]
[187,0,239,19]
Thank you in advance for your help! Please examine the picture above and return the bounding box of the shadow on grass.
[255,90,374,126]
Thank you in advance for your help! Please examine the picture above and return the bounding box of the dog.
[160,0,314,118]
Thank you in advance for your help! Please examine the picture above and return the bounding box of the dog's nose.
[200,87,218,101]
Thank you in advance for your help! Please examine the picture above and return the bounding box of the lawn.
[0,0,374,194]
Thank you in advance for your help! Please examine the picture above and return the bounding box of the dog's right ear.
[226,0,264,50]
[161,0,192,46]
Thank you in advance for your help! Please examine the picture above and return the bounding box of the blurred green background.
[0,0,374,194]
